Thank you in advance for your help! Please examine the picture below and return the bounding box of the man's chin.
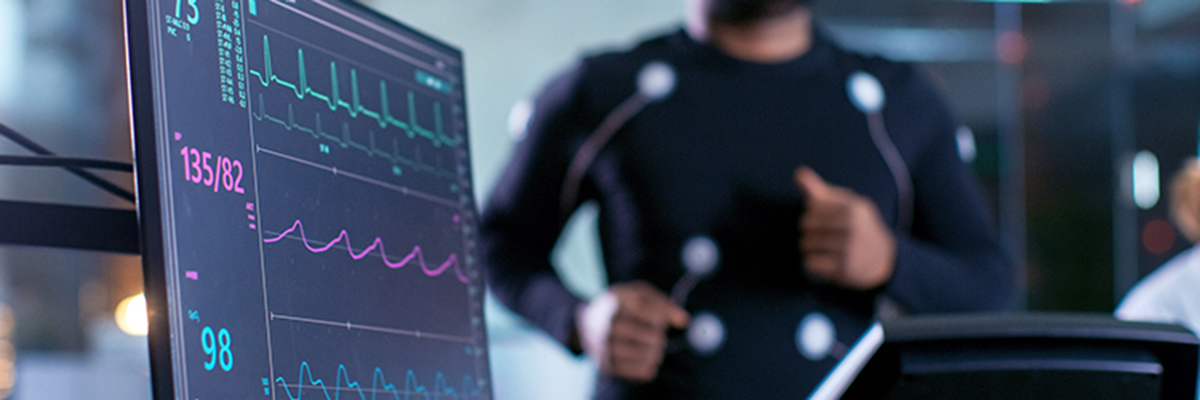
[708,0,811,25]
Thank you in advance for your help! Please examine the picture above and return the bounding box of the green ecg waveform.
[248,35,457,148]
[253,93,456,180]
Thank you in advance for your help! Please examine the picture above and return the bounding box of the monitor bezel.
[123,0,173,397]
[123,1,474,398]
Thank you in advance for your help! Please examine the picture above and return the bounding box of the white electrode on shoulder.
[847,72,885,114]
[638,61,676,102]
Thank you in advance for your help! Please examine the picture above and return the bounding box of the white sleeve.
[1115,280,1175,324]
[1116,247,1200,335]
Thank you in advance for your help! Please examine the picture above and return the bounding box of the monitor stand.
[0,199,138,254]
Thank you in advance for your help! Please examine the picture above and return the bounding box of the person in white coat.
[1117,160,1200,336]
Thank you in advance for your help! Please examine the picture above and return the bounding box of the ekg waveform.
[248,35,457,148]
[252,94,456,180]
[276,361,479,400]
[264,220,468,283]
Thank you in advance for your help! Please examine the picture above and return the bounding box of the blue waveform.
[276,361,480,400]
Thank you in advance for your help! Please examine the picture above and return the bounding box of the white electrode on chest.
[688,311,726,357]
[797,312,837,361]
[681,235,720,277]
[847,72,885,114]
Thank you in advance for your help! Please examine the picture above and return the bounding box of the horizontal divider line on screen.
[255,2,453,76]
[269,312,475,344]
[255,145,468,210]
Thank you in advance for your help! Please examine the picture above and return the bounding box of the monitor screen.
[124,1,492,398]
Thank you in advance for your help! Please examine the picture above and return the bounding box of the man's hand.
[576,281,689,382]
[794,166,896,290]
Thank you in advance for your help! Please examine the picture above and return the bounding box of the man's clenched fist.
[576,281,690,382]
[795,166,896,290]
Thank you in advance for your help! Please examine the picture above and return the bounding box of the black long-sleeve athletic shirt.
[480,28,1015,399]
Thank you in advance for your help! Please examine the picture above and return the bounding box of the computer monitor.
[813,314,1198,399]
[124,1,491,398]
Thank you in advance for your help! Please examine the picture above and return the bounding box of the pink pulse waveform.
[264,220,469,284]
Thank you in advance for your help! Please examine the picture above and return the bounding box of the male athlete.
[480,0,1015,397]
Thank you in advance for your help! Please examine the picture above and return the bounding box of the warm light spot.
[115,293,149,337]
[0,306,13,339]
[1143,219,1176,255]
[997,31,1027,65]
[0,357,14,390]
[0,340,14,392]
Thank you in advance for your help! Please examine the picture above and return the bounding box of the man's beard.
[708,0,810,25]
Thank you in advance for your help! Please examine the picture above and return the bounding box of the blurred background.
[0,0,1197,398]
